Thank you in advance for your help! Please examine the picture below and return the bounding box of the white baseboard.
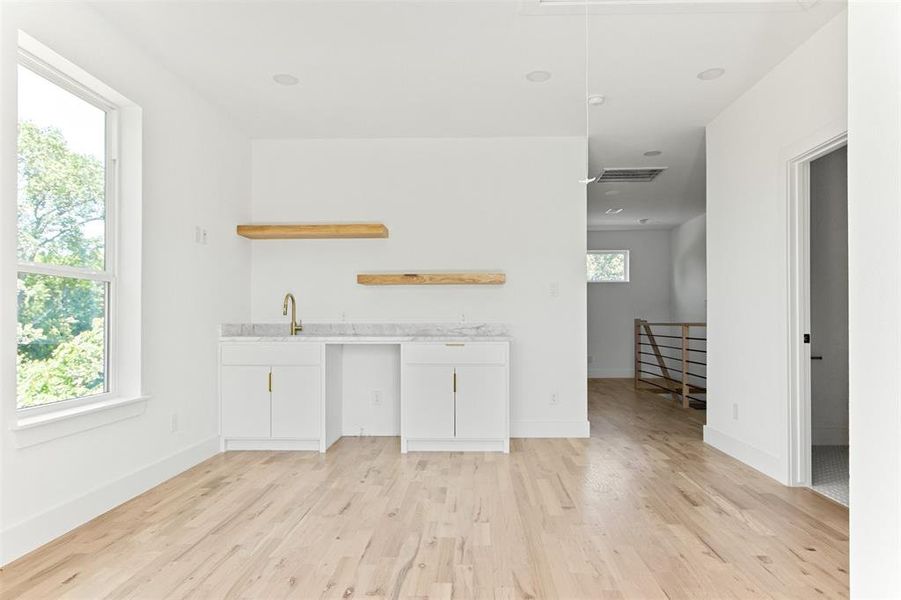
[703,426,785,484]
[224,438,320,451]
[511,420,590,438]
[404,438,507,453]
[1,436,220,566]
[812,427,849,446]
[588,368,633,379]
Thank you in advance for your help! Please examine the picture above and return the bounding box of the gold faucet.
[282,293,303,335]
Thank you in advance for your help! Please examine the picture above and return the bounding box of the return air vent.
[595,167,667,183]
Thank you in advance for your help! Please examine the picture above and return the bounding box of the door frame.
[786,130,847,487]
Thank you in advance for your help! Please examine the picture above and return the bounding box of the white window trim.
[10,31,145,442]
[587,249,630,283]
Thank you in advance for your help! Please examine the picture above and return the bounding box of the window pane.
[588,252,627,282]
[17,272,107,409]
[17,64,106,270]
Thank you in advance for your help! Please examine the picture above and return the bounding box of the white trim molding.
[785,128,848,487]
[704,426,784,484]
[0,436,220,566]
[11,395,149,448]
[511,419,590,438]
[588,368,633,379]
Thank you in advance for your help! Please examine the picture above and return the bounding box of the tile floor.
[812,445,849,506]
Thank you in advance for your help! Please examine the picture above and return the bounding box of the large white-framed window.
[587,250,630,283]
[15,50,120,415]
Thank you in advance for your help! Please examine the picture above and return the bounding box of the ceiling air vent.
[595,167,667,183]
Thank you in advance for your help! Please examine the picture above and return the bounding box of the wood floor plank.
[0,379,849,599]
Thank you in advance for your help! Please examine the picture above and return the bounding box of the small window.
[587,250,629,283]
[16,57,116,411]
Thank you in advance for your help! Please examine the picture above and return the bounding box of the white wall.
[809,146,848,446]
[341,345,400,437]
[669,214,706,323]
[249,137,588,437]
[0,2,251,564]
[848,4,901,597]
[705,12,846,483]
[587,229,672,378]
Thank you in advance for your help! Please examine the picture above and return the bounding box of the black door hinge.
[803,333,811,344]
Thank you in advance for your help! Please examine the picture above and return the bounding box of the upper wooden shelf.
[357,272,506,286]
[236,223,389,240]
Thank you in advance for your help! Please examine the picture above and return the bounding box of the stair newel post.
[634,318,642,389]
[681,324,690,408]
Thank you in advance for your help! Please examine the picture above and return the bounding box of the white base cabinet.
[401,342,509,453]
[219,343,323,451]
[219,339,509,453]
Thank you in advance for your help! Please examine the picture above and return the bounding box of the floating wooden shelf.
[357,272,506,286]
[236,223,389,240]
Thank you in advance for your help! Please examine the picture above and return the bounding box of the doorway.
[808,145,848,505]
[787,131,848,498]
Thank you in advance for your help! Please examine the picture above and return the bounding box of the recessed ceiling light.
[604,190,620,196]
[525,70,552,83]
[272,73,299,86]
[697,67,725,81]
[587,95,605,106]
[643,150,662,157]
[605,208,623,215]
[638,218,649,224]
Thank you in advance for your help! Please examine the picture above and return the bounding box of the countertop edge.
[219,336,512,343]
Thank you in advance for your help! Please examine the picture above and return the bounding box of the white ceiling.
[91,0,845,230]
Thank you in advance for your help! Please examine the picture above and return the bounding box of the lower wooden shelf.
[357,272,506,286]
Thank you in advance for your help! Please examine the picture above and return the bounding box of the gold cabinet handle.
[445,343,465,347]
[268,371,272,393]
[453,368,457,437]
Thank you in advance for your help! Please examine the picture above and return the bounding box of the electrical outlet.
[194,226,202,243]
[732,403,739,420]
[550,392,559,405]
[549,282,560,298]
[372,390,383,406]
[170,413,179,432]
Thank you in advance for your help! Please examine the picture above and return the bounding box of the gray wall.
[587,229,673,378]
[810,145,848,445]
[588,220,707,379]
[670,215,707,323]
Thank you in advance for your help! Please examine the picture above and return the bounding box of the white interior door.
[403,364,455,439]
[454,365,506,439]
[221,365,271,438]
[271,365,321,440]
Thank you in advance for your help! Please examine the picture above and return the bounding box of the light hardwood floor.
[0,379,848,599]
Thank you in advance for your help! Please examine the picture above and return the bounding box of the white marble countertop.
[219,322,511,343]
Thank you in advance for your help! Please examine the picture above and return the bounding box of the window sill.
[11,395,150,448]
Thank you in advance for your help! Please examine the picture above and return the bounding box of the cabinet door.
[271,365,321,439]
[455,365,507,439]
[221,366,271,438]
[404,364,455,439]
